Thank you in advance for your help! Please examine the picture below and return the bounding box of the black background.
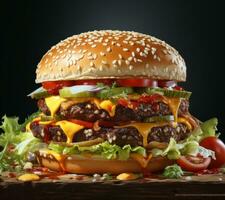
[1,0,225,139]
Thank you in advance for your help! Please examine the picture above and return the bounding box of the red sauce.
[8,172,16,178]
[195,168,220,175]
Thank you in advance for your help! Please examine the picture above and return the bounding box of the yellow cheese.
[116,173,139,181]
[167,98,181,123]
[26,122,31,132]
[39,120,54,125]
[45,96,66,117]
[55,120,84,143]
[117,117,193,147]
[18,174,40,182]
[118,121,169,147]
[99,100,116,117]
[177,117,192,130]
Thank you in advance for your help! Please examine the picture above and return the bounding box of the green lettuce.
[0,115,41,172]
[163,164,183,179]
[48,141,146,160]
[151,118,219,160]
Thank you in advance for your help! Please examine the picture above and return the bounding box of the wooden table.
[1,173,225,200]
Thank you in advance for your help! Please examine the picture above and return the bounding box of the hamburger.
[25,30,217,174]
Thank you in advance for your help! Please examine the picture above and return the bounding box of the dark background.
[1,0,224,139]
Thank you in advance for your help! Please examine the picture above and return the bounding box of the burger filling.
[26,80,205,169]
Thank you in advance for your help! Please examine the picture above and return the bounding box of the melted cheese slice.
[117,117,192,147]
[44,94,181,120]
[167,98,181,123]
[99,100,116,117]
[118,122,170,147]
[45,96,66,117]
[55,120,84,143]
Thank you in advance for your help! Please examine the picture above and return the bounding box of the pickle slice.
[59,86,95,98]
[144,115,174,123]
[28,87,49,99]
[145,88,191,99]
[97,87,134,99]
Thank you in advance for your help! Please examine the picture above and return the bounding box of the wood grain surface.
[1,173,225,200]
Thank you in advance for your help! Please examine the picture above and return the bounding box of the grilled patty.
[37,99,189,122]
[30,121,190,147]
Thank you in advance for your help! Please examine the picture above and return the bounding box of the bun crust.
[36,30,186,83]
[38,154,174,174]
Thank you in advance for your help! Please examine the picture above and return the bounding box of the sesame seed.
[112,60,117,65]
[129,65,134,70]
[91,44,97,48]
[92,54,97,59]
[106,47,111,52]
[140,52,146,57]
[123,48,129,52]
[129,41,134,46]
[116,43,121,47]
[102,43,107,46]
[87,52,92,56]
[128,57,133,61]
[136,48,140,52]
[102,60,107,65]
[125,60,130,65]
[118,60,122,66]
[100,52,106,56]
[131,52,135,57]
[137,59,143,62]
[90,62,94,67]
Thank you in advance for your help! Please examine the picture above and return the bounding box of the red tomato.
[69,119,93,128]
[74,79,114,85]
[116,79,158,87]
[158,80,177,88]
[173,86,183,91]
[137,94,163,103]
[42,81,76,94]
[177,155,211,172]
[200,137,225,168]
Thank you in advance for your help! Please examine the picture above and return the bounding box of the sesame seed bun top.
[36,30,186,83]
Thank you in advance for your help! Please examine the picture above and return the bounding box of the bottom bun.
[37,154,174,174]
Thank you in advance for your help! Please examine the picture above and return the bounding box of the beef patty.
[37,99,189,122]
[30,121,190,147]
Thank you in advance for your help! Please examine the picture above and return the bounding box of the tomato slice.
[116,79,158,87]
[42,81,76,95]
[200,137,225,168]
[158,80,177,88]
[177,155,211,172]
[74,79,114,86]
[69,119,93,128]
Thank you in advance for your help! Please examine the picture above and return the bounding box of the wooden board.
[1,173,225,200]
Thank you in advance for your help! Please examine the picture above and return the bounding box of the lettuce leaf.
[0,115,41,172]
[150,118,220,160]
[48,141,146,160]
